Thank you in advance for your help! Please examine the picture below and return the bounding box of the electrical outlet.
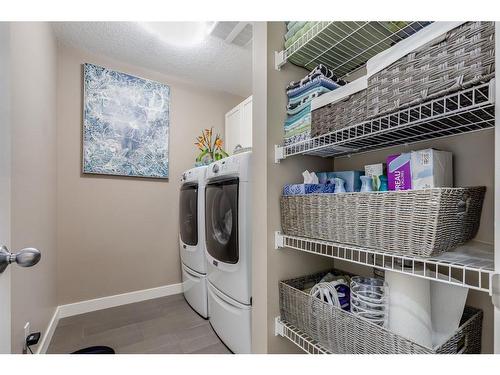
[23,322,30,354]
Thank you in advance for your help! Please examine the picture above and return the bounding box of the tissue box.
[411,149,453,190]
[283,184,335,196]
[387,153,412,191]
[364,163,386,191]
[327,171,364,192]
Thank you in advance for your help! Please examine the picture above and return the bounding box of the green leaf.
[196,149,209,162]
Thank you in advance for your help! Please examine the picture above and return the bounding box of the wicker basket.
[367,21,495,118]
[279,270,483,354]
[311,89,367,137]
[280,187,485,257]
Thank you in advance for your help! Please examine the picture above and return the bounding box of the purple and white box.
[387,153,412,191]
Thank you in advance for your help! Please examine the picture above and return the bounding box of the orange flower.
[215,138,223,148]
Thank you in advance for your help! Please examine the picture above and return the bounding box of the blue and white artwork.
[83,63,170,179]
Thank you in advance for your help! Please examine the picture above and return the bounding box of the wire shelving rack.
[275,21,431,77]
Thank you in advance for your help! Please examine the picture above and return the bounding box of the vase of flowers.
[194,127,229,166]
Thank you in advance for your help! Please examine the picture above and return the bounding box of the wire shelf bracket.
[275,231,495,294]
[275,316,331,354]
[275,81,495,163]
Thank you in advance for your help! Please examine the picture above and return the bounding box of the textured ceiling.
[52,22,252,97]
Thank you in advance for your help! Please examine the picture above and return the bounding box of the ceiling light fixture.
[138,22,215,47]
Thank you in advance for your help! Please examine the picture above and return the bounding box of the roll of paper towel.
[431,280,469,347]
[385,270,433,348]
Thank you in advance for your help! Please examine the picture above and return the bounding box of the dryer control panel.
[210,158,238,175]
[205,152,251,182]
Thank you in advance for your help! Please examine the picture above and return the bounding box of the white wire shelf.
[275,232,495,294]
[275,21,431,76]
[274,317,331,354]
[275,81,495,163]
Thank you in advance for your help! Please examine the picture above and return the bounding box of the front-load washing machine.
[204,151,252,353]
[179,166,208,318]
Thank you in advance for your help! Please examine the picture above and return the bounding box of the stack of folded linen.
[284,21,315,49]
[284,64,345,145]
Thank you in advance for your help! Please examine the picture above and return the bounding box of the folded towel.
[285,126,311,139]
[284,132,310,146]
[285,115,311,135]
[285,120,311,137]
[287,90,331,115]
[285,112,311,131]
[287,76,341,99]
[288,84,334,104]
[287,64,346,92]
[284,105,311,126]
[285,21,307,40]
[284,22,315,49]
[285,119,311,135]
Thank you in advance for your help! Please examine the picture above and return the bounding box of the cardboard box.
[411,149,453,189]
[387,153,412,191]
[364,163,386,191]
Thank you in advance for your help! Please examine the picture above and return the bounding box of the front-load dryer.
[179,166,208,318]
[204,151,252,353]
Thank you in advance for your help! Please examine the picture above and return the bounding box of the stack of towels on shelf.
[284,64,345,146]
[284,21,315,49]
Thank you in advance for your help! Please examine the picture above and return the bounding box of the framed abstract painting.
[82,63,170,179]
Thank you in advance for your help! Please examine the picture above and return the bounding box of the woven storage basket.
[279,270,483,354]
[280,187,485,257]
[367,21,495,118]
[311,89,367,137]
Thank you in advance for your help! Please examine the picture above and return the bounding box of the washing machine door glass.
[179,183,198,246]
[205,178,239,264]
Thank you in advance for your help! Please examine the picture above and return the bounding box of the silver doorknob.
[0,245,41,274]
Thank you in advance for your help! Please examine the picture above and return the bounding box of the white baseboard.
[36,306,60,354]
[58,283,183,319]
[36,283,182,353]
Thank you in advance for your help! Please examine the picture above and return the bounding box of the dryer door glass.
[205,178,239,264]
[179,183,198,246]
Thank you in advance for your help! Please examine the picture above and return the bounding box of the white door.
[240,96,253,149]
[0,23,11,354]
[225,105,242,155]
[225,96,253,155]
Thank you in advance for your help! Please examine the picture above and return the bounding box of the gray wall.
[56,44,243,305]
[10,22,58,353]
[251,22,268,353]
[264,22,337,354]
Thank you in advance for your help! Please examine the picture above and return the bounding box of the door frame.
[0,22,12,354]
